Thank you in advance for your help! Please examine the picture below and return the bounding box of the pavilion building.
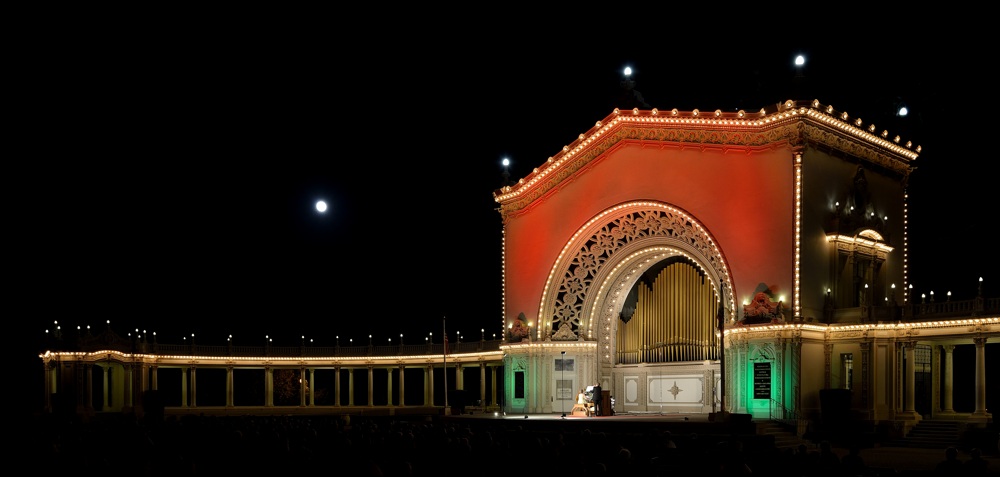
[39,99,997,441]
[493,99,997,435]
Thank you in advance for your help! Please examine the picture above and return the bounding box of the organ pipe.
[617,262,718,365]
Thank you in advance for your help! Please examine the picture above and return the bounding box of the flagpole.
[443,316,449,414]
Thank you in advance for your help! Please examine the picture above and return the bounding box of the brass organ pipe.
[694,271,700,360]
[688,265,694,361]
[637,285,642,364]
[705,277,712,359]
[658,271,664,362]
[672,265,680,361]
[637,282,642,363]
[654,274,660,362]
[668,265,676,362]
[687,265,694,361]
[678,264,687,361]
[648,278,654,363]
[695,274,706,360]
[664,267,672,361]
[705,277,711,360]
[653,276,660,362]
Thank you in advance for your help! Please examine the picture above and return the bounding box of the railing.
[769,398,799,427]
[906,296,999,319]
[828,296,998,324]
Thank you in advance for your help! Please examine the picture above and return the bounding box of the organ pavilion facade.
[39,99,997,440]
[494,99,997,434]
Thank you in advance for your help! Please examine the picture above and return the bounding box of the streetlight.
[561,351,567,418]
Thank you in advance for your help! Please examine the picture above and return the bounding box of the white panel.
[648,376,704,404]
[625,375,639,403]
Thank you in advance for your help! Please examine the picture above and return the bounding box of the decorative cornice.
[495,101,919,220]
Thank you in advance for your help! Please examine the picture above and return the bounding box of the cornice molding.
[496,103,918,221]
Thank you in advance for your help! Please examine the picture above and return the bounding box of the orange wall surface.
[503,140,795,326]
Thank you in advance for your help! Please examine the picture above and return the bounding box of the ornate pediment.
[551,322,579,341]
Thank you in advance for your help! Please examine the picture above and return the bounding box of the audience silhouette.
[29,412,996,476]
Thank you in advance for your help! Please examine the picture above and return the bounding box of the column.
[180,367,188,408]
[151,365,158,391]
[823,342,833,389]
[75,362,85,413]
[480,362,486,407]
[124,363,134,409]
[348,369,355,406]
[972,338,989,418]
[426,365,434,406]
[43,361,53,413]
[893,342,902,415]
[903,342,916,416]
[386,367,393,406]
[930,345,941,416]
[456,363,464,392]
[528,351,537,413]
[85,364,94,413]
[367,366,375,407]
[226,366,234,408]
[776,339,785,416]
[859,341,871,409]
[309,368,316,406]
[97,365,107,410]
[265,366,273,407]
[792,335,801,416]
[490,365,497,407]
[299,366,306,407]
[334,366,341,407]
[139,362,149,396]
[942,345,955,414]
[398,364,406,407]
[190,366,197,408]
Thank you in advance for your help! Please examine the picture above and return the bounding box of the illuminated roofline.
[495,100,920,206]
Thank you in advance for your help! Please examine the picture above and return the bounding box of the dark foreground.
[29,410,998,476]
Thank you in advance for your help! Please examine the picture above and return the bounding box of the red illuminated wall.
[503,139,795,327]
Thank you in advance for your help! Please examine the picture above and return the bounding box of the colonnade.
[42,356,505,415]
[927,339,991,418]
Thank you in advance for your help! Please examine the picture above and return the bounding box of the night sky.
[18,19,995,363]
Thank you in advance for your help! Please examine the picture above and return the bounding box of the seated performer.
[571,389,590,416]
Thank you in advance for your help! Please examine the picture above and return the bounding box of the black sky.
[18,17,996,355]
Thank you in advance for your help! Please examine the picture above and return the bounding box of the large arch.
[536,201,736,410]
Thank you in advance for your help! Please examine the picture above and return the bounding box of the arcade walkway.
[40,328,505,416]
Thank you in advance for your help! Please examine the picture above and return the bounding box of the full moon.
[315,200,328,213]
